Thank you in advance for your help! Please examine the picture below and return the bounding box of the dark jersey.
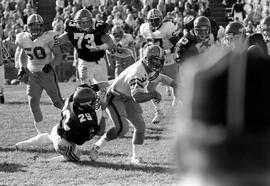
[57,84,100,145]
[176,29,213,63]
[65,20,108,62]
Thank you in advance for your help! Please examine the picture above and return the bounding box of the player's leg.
[162,63,180,106]
[0,64,5,104]
[126,101,146,164]
[91,58,109,123]
[147,81,164,124]
[77,59,92,84]
[90,94,130,161]
[15,132,51,150]
[41,69,64,109]
[50,124,81,162]
[27,73,44,134]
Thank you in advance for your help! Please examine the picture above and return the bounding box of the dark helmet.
[73,87,100,110]
[74,9,93,31]
[193,16,211,41]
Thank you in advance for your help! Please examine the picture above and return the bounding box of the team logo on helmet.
[73,87,100,110]
[74,9,93,31]
[193,16,211,41]
[27,14,44,38]
[112,25,124,42]
[142,44,164,80]
[147,9,163,31]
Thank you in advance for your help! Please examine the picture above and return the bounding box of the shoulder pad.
[15,32,27,46]
[94,21,108,34]
[65,20,77,33]
[178,37,189,46]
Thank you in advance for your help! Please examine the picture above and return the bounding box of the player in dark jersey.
[175,16,214,64]
[15,82,111,161]
[58,8,114,125]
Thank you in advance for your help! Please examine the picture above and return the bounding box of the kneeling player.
[15,83,109,161]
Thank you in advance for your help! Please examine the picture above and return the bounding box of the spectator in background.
[56,0,65,14]
[23,3,35,24]
[3,30,16,59]
[112,12,124,26]
[124,13,136,34]
[231,0,245,22]
[106,15,114,32]
[157,0,166,16]
[13,12,24,28]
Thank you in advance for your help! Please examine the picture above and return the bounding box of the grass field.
[0,82,181,186]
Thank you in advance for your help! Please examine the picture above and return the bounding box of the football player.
[223,21,246,49]
[139,8,180,123]
[89,45,179,164]
[107,25,136,78]
[260,16,270,54]
[15,83,110,162]
[175,16,214,64]
[16,14,64,134]
[58,8,114,123]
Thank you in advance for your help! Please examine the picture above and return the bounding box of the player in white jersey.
[139,8,179,123]
[16,14,64,134]
[107,25,136,78]
[89,45,178,164]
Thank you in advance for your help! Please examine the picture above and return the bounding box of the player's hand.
[17,67,29,84]
[89,46,101,52]
[41,64,53,73]
[151,91,162,104]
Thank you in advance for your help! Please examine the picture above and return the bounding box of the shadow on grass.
[4,101,51,105]
[78,160,175,174]
[0,163,27,172]
[119,135,161,140]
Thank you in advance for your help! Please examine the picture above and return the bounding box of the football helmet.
[27,14,44,38]
[142,44,164,78]
[147,9,163,31]
[112,25,124,42]
[260,16,270,42]
[224,21,246,48]
[193,16,211,41]
[73,87,100,110]
[74,8,93,31]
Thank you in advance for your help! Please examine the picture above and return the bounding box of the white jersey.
[139,21,177,66]
[15,31,58,72]
[110,60,150,97]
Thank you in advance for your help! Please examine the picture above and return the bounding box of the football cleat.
[89,145,99,161]
[152,110,164,124]
[131,157,145,165]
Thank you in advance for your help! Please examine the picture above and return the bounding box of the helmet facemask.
[76,17,92,32]
[28,22,43,38]
[194,25,210,42]
[261,24,270,42]
[112,31,123,42]
[148,17,162,31]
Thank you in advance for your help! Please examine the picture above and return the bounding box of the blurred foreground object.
[175,44,270,186]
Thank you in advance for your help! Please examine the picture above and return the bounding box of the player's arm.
[50,39,63,67]
[58,32,72,46]
[130,77,161,103]
[99,34,114,51]
[17,46,28,68]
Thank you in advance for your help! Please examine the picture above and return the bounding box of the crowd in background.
[1,0,270,81]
